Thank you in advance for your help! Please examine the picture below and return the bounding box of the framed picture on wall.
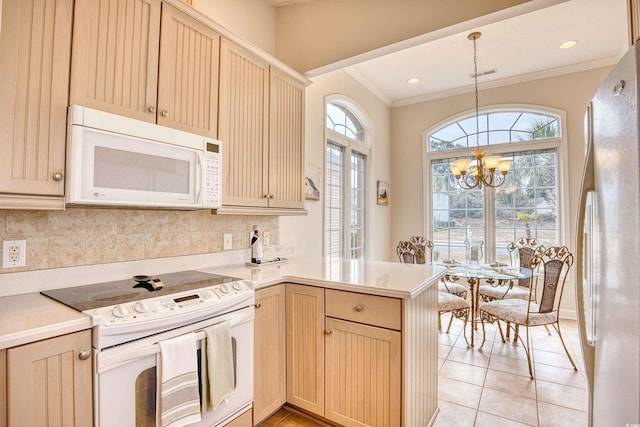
[377,180,389,206]
[305,164,321,201]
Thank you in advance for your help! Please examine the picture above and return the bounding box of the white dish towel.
[158,332,202,427]
[200,320,235,416]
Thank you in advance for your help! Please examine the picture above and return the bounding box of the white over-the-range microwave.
[65,105,222,209]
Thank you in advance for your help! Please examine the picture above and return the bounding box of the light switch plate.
[223,233,232,250]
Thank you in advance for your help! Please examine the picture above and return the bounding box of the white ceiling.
[304,0,629,107]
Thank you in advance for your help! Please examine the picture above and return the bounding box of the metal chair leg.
[446,312,455,333]
[496,320,506,343]
[525,326,534,379]
[553,322,578,371]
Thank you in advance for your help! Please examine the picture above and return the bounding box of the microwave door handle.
[196,152,204,205]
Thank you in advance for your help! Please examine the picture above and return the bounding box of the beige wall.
[280,69,392,261]
[275,0,531,73]
[0,209,278,274]
[192,0,277,55]
[390,66,612,315]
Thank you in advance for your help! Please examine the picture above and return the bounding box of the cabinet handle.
[52,172,64,181]
[324,329,332,335]
[254,303,262,309]
[161,110,169,117]
[78,350,91,360]
[148,106,156,114]
[355,305,364,312]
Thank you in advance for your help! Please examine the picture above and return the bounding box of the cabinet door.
[324,318,401,427]
[253,285,286,425]
[268,68,305,209]
[0,0,72,197]
[7,330,93,427]
[218,38,270,207]
[286,284,325,416]
[70,0,161,122]
[157,3,220,138]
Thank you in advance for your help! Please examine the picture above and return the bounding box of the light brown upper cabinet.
[70,0,220,138]
[218,39,305,211]
[0,0,73,208]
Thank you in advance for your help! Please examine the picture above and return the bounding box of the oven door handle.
[96,308,253,373]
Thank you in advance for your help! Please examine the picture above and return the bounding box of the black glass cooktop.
[41,271,240,312]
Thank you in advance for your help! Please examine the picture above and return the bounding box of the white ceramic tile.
[484,369,536,399]
[535,380,588,412]
[439,376,483,409]
[440,360,487,386]
[475,411,535,427]
[478,388,538,425]
[432,400,477,427]
[537,401,587,427]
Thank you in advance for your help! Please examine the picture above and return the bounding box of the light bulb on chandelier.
[449,32,512,190]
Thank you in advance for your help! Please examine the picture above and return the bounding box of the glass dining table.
[441,264,535,347]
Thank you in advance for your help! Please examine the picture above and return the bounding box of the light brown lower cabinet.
[5,330,92,427]
[253,285,287,425]
[286,284,402,427]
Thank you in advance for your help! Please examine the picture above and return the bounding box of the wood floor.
[259,408,325,427]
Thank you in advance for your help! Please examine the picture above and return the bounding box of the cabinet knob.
[148,106,156,114]
[269,194,275,199]
[78,350,91,360]
[324,329,332,335]
[254,303,262,309]
[264,194,270,199]
[355,305,364,312]
[52,172,63,181]
[161,110,169,117]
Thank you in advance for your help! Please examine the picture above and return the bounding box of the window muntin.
[429,111,559,151]
[325,100,369,260]
[325,142,344,259]
[326,102,365,142]
[427,108,562,264]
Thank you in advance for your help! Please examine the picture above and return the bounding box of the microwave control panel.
[202,141,222,208]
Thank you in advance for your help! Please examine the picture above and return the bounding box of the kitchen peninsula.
[203,256,447,426]
[0,256,446,427]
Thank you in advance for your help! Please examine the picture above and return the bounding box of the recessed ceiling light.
[560,40,578,49]
[407,78,420,84]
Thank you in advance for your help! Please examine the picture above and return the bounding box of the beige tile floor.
[260,317,588,427]
[434,315,588,427]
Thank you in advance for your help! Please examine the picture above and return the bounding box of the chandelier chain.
[473,35,479,148]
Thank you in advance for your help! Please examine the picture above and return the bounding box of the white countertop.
[199,256,447,299]
[0,255,446,350]
[0,293,92,350]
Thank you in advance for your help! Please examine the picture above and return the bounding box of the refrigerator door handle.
[576,102,596,426]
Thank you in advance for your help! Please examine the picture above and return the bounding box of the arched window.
[325,98,370,259]
[425,107,568,264]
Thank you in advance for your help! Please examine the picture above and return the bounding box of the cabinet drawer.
[325,289,401,331]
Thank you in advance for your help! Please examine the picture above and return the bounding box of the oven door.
[95,306,253,427]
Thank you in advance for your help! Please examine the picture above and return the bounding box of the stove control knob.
[112,305,129,318]
[219,284,230,294]
[232,282,243,291]
[134,301,150,313]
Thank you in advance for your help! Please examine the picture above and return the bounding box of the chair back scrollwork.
[508,237,545,288]
[530,246,573,314]
[409,236,434,264]
[396,241,416,264]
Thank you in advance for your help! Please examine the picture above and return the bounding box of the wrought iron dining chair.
[438,291,470,345]
[478,246,577,379]
[478,237,545,302]
[396,241,416,263]
[478,237,546,340]
[407,236,467,299]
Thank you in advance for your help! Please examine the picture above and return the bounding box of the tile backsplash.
[0,209,279,273]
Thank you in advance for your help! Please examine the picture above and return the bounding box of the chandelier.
[449,32,512,190]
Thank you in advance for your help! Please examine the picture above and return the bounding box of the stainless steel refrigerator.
[577,42,640,426]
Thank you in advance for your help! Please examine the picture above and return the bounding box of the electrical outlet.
[2,240,26,268]
[223,233,232,250]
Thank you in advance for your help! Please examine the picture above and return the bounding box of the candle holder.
[465,240,484,270]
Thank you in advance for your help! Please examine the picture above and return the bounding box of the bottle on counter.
[251,225,263,264]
